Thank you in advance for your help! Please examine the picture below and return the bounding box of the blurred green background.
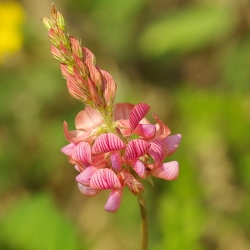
[0,0,250,249]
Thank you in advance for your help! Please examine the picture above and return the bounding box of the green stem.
[137,194,148,250]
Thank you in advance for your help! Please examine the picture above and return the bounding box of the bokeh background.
[0,0,250,249]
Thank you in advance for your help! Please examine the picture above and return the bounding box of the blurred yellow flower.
[0,1,25,63]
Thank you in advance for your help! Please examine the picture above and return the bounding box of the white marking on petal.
[78,183,101,196]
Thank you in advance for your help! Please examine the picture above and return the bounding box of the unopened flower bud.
[56,11,66,31]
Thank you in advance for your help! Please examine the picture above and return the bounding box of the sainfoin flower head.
[44,4,181,213]
[61,103,181,212]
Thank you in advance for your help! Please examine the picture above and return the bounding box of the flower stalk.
[138,194,148,250]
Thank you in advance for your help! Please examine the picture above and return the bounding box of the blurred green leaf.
[222,38,250,92]
[0,194,84,250]
[139,5,236,57]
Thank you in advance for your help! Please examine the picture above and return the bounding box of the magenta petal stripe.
[92,133,125,154]
[151,161,179,180]
[72,141,92,164]
[90,168,123,189]
[104,189,123,213]
[129,103,150,131]
[148,140,165,164]
[124,139,149,161]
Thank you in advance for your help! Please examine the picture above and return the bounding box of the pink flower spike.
[162,134,182,156]
[124,139,149,161]
[153,113,171,139]
[134,124,156,138]
[72,141,92,164]
[78,183,101,197]
[129,103,150,131]
[75,106,103,130]
[104,189,123,213]
[76,166,98,186]
[110,151,122,173]
[131,160,146,178]
[92,133,125,154]
[90,168,123,189]
[151,161,179,180]
[61,143,75,156]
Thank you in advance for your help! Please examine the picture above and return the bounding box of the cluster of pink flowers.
[61,103,181,212]
[43,5,181,212]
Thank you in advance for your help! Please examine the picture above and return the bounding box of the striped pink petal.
[75,106,103,130]
[76,166,98,186]
[78,183,101,197]
[131,160,146,178]
[153,113,171,139]
[114,103,134,120]
[100,69,117,106]
[134,124,156,138]
[72,141,92,164]
[124,139,149,161]
[61,143,75,156]
[63,121,92,143]
[90,168,123,189]
[129,103,150,131]
[151,161,179,180]
[83,47,95,64]
[110,151,122,173]
[104,189,123,213]
[162,134,182,156]
[92,133,125,154]
[148,140,165,164]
